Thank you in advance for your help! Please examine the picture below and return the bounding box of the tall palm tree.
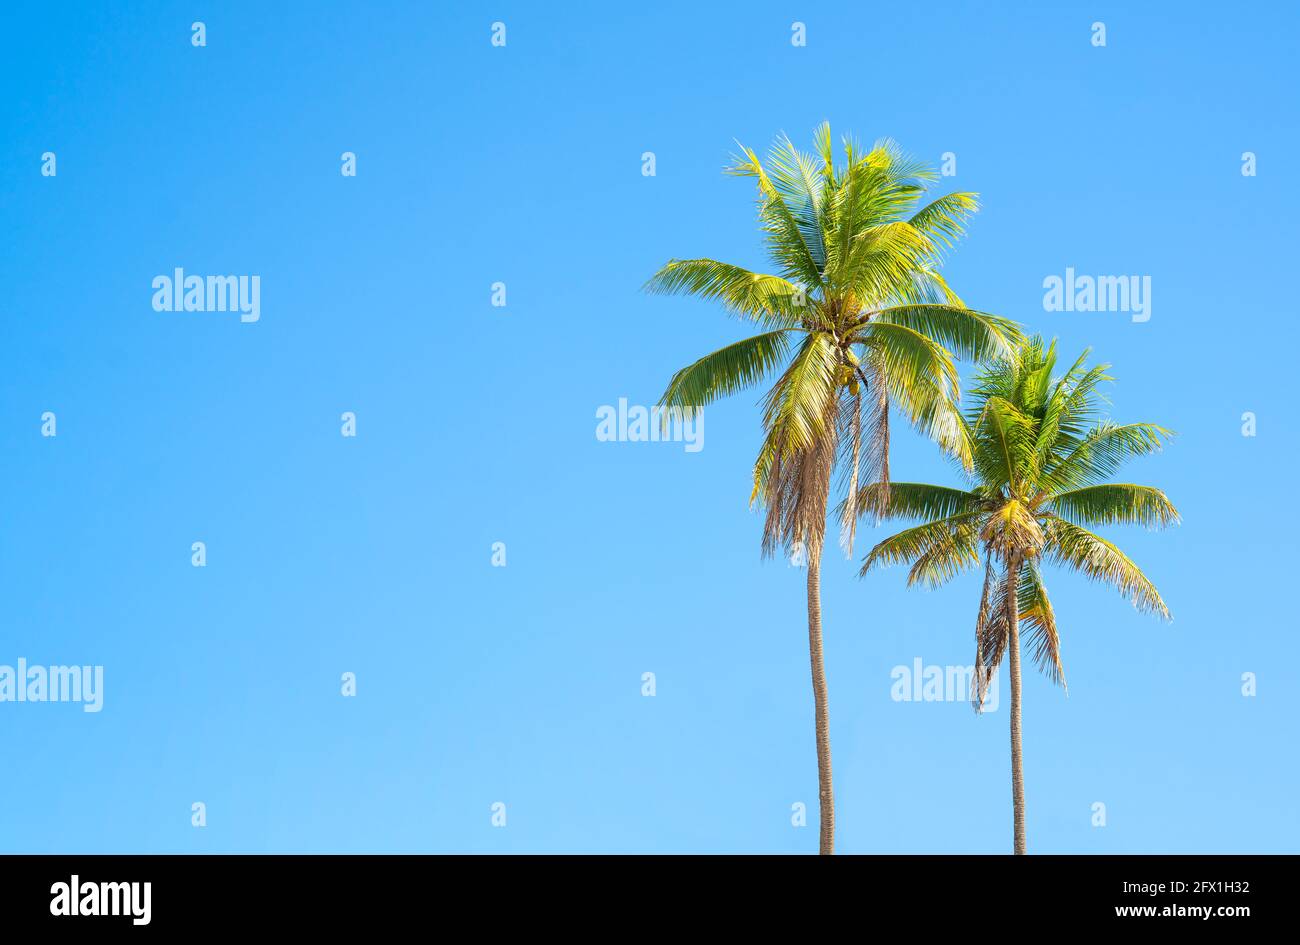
[854,337,1178,854]
[646,125,1021,854]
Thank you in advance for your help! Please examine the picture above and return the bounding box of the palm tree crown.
[857,336,1178,695]
[646,124,1021,557]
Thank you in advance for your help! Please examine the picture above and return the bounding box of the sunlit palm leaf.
[1047,484,1180,529]
[644,259,806,329]
[660,330,798,410]
[846,481,982,522]
[1041,421,1174,494]
[727,146,825,289]
[906,526,981,587]
[908,192,979,252]
[1043,518,1170,618]
[859,512,983,576]
[875,304,1023,364]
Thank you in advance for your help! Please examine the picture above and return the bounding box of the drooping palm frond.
[836,387,864,554]
[1042,517,1170,618]
[905,524,981,588]
[1018,560,1065,689]
[976,556,1067,690]
[973,557,1016,710]
[859,512,983,576]
[760,394,840,559]
[834,351,897,553]
[660,330,798,411]
[972,551,998,710]
[751,330,840,499]
[864,374,891,502]
[861,320,970,467]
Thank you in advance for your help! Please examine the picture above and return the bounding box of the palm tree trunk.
[806,550,835,854]
[1005,556,1027,855]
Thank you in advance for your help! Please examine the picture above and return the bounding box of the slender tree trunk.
[806,550,835,854]
[1005,555,1027,855]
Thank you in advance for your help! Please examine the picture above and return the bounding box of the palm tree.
[854,337,1178,854]
[645,125,1021,854]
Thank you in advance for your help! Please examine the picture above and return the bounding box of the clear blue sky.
[1,1,1296,853]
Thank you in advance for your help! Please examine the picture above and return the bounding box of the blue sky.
[1,1,1296,853]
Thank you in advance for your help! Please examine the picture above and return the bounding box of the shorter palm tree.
[853,337,1178,854]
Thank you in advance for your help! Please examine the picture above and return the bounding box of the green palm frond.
[845,481,982,522]
[906,526,981,588]
[762,330,840,450]
[1017,352,1055,416]
[727,145,826,289]
[849,141,927,217]
[863,321,973,467]
[1033,351,1100,475]
[821,141,868,282]
[1047,484,1180,529]
[873,138,937,183]
[660,330,798,410]
[1039,354,1109,447]
[812,121,835,183]
[970,395,1037,491]
[859,512,983,576]
[898,267,966,307]
[874,304,1023,364]
[842,221,935,304]
[862,320,958,409]
[763,133,829,270]
[907,192,979,252]
[644,259,806,329]
[1041,421,1174,494]
[1043,518,1170,618]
